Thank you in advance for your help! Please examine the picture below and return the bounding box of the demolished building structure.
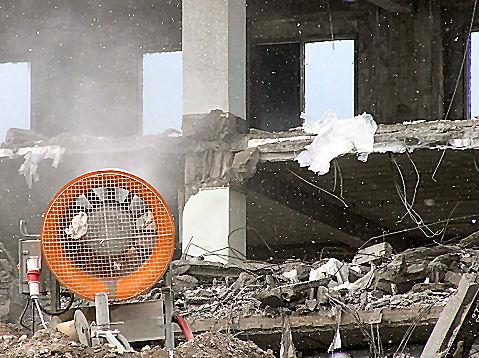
[0,0,479,356]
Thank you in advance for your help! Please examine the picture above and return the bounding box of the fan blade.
[86,189,102,207]
[129,195,146,217]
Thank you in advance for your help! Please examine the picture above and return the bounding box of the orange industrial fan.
[41,170,175,302]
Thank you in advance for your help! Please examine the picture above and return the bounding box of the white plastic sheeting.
[18,145,65,188]
[65,212,88,239]
[296,110,377,175]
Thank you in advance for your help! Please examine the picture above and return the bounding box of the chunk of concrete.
[353,242,392,266]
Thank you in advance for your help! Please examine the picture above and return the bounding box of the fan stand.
[89,269,175,353]
[90,292,133,353]
[162,269,175,351]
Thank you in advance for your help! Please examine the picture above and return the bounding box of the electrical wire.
[390,154,442,238]
[19,297,31,332]
[228,226,274,255]
[361,213,479,249]
[288,169,349,207]
[37,291,74,316]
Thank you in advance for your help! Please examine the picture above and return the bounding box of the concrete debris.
[0,324,274,358]
[0,148,14,158]
[353,242,393,266]
[282,268,298,282]
[280,316,297,358]
[0,328,114,358]
[157,332,274,358]
[170,235,479,325]
[309,257,349,284]
[421,274,479,357]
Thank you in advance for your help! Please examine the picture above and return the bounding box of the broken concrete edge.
[248,119,479,162]
[187,305,443,337]
[420,274,479,358]
[3,117,477,160]
[353,242,393,266]
[184,148,259,199]
[171,258,274,278]
[0,131,194,161]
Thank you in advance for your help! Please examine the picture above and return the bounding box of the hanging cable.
[19,297,31,332]
[37,291,74,316]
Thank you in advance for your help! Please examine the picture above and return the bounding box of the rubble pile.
[171,236,479,322]
[142,332,275,358]
[0,327,114,358]
[0,324,274,358]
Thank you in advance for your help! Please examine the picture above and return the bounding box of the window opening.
[0,62,31,141]
[304,40,354,119]
[143,51,182,135]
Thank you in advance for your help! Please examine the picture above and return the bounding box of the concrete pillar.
[182,188,246,264]
[181,0,247,263]
[357,1,444,123]
[182,0,246,119]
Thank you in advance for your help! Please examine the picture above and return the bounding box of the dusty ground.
[0,324,274,358]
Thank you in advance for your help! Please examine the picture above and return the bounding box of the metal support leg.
[95,293,110,328]
[163,269,175,351]
[91,293,133,353]
[49,271,60,312]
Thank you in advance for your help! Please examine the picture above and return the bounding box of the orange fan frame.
[41,170,175,302]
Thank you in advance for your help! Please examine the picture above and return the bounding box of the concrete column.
[182,0,246,119]
[181,0,247,263]
[357,1,444,123]
[182,188,246,264]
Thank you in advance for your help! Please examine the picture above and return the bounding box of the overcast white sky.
[0,62,30,140]
[0,34,478,140]
[143,51,183,135]
[472,32,479,118]
[305,40,354,120]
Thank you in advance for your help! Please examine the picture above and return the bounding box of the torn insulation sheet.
[18,145,65,188]
[296,111,377,175]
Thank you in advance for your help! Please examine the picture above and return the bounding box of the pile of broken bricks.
[166,232,479,323]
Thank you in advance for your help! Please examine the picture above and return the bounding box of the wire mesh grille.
[41,170,175,302]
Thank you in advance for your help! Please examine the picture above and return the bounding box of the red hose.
[173,314,194,341]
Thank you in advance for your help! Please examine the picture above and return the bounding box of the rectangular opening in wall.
[471,32,478,119]
[0,62,31,141]
[143,51,182,135]
[249,43,301,132]
[305,40,354,120]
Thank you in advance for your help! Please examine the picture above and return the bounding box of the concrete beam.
[364,0,412,12]
[182,0,246,119]
[247,119,479,162]
[187,306,443,351]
